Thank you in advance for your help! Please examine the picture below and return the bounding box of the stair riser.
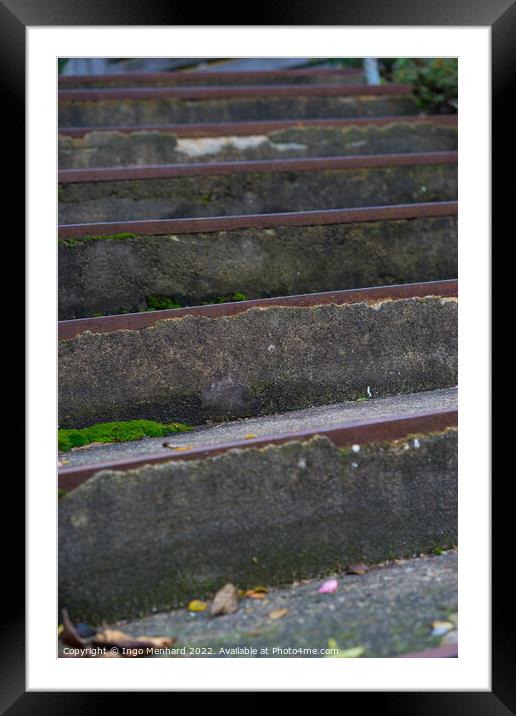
[58,297,457,428]
[59,95,418,127]
[58,124,457,168]
[58,431,457,623]
[59,71,364,89]
[59,164,457,223]
[58,215,457,319]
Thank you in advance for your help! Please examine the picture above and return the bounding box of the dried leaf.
[318,578,339,594]
[326,638,365,658]
[244,433,257,439]
[71,441,113,451]
[245,585,268,599]
[346,564,368,575]
[173,445,194,452]
[61,609,174,656]
[188,599,207,612]
[136,635,175,648]
[431,620,454,637]
[95,628,174,650]
[211,583,239,617]
[269,608,289,620]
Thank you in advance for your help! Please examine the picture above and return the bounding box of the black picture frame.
[4,0,506,708]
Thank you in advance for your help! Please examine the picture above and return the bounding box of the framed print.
[5,0,507,706]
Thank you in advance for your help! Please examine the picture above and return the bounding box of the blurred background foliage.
[379,58,457,113]
[58,57,458,114]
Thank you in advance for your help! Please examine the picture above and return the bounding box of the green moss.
[59,232,137,247]
[58,488,67,499]
[433,546,444,556]
[146,295,183,311]
[146,292,248,311]
[202,292,248,305]
[58,419,191,452]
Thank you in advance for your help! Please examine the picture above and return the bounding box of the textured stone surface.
[58,123,457,169]
[58,297,458,428]
[58,164,458,223]
[60,70,364,89]
[58,215,457,319]
[89,551,457,658]
[59,386,457,467]
[58,95,418,128]
[58,430,457,622]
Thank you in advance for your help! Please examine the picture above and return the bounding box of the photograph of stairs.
[58,58,458,658]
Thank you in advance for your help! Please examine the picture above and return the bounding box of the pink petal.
[318,578,339,594]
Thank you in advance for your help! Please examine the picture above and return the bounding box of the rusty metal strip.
[59,114,458,139]
[58,201,458,240]
[398,643,458,658]
[58,151,458,184]
[58,67,362,87]
[58,83,412,102]
[58,279,458,341]
[58,408,458,493]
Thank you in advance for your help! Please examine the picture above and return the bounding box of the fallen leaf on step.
[431,620,454,637]
[269,608,289,620]
[245,586,268,599]
[188,599,207,612]
[95,629,174,650]
[71,442,113,451]
[346,564,368,575]
[326,638,365,658]
[244,433,257,439]
[60,609,174,656]
[319,578,339,594]
[211,583,239,617]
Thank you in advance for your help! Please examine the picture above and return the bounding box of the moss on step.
[58,232,137,247]
[58,419,191,452]
[145,292,248,312]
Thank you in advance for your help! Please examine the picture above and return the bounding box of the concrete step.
[58,153,457,224]
[58,281,457,429]
[58,412,457,622]
[58,202,457,319]
[59,67,364,90]
[58,117,457,169]
[65,551,457,657]
[59,386,457,471]
[58,85,418,127]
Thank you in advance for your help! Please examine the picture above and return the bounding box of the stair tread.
[60,386,457,468]
[87,551,457,658]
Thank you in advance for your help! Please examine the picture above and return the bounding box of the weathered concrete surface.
[58,123,458,169]
[58,95,418,128]
[58,215,457,319]
[58,164,458,223]
[60,386,457,468]
[86,551,458,658]
[59,70,365,89]
[58,430,457,622]
[58,297,458,428]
